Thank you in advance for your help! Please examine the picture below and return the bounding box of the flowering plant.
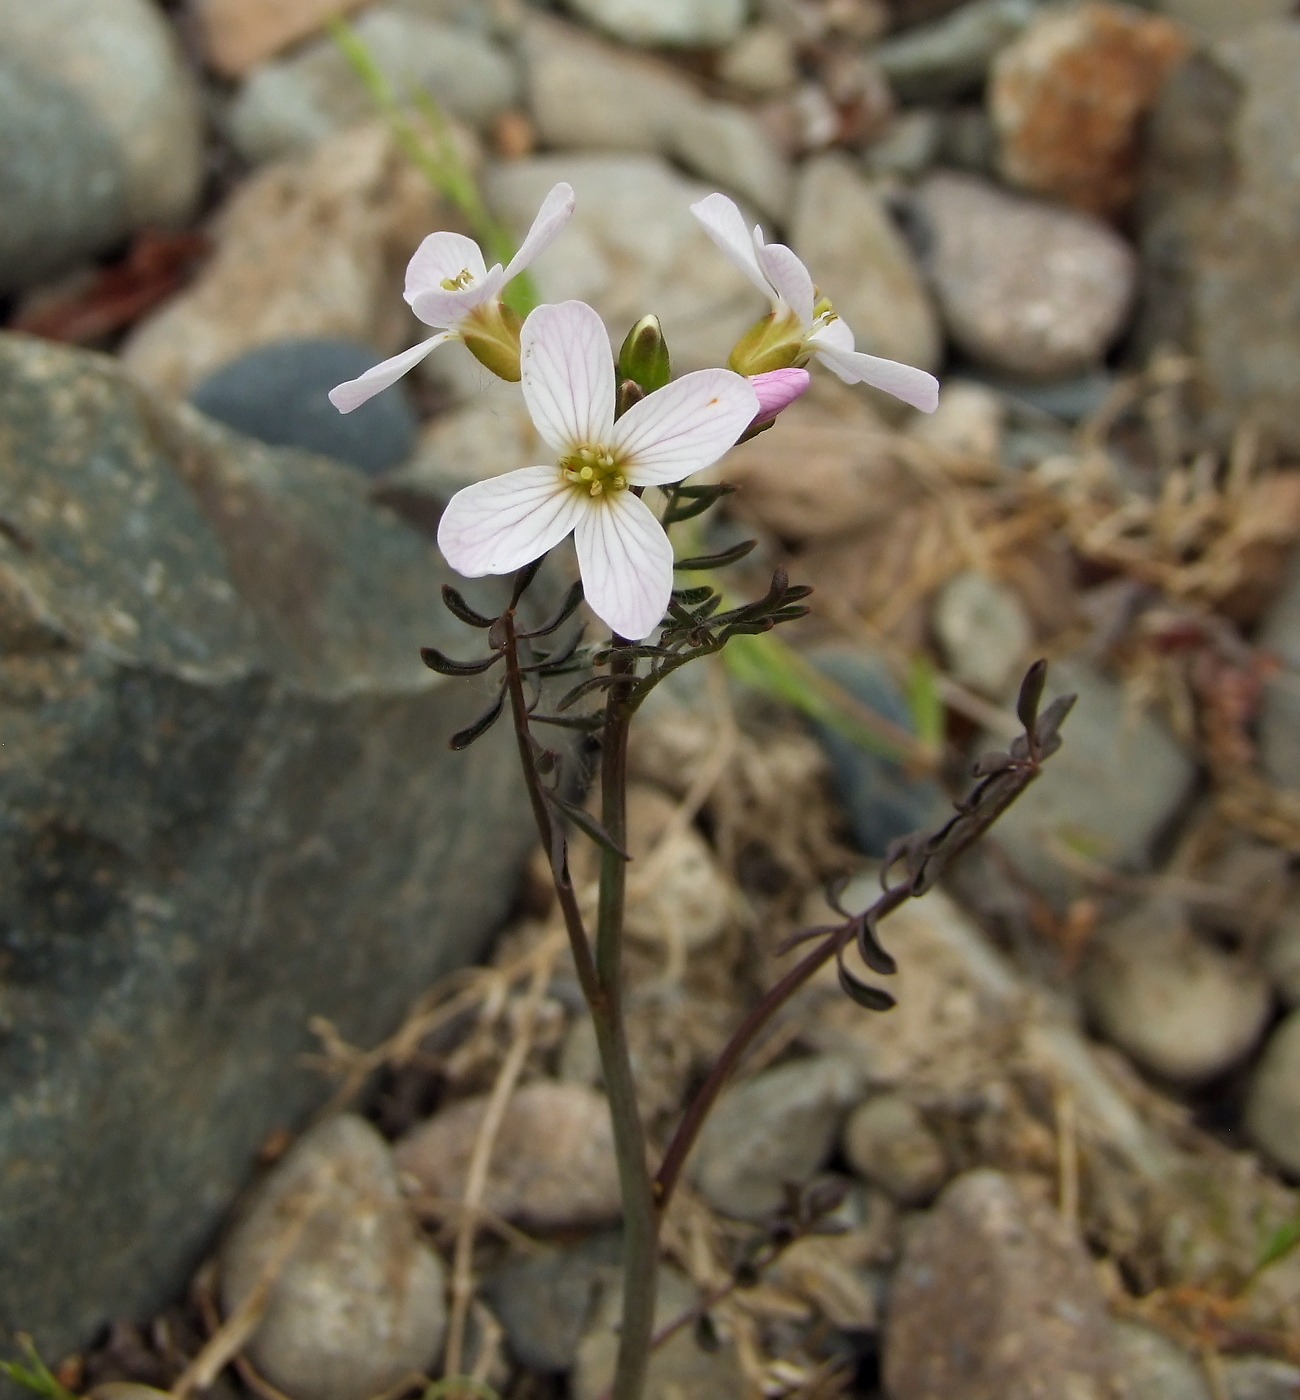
[331,183,1070,1400]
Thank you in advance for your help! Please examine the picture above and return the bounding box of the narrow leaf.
[441,585,496,629]
[671,585,716,605]
[557,673,621,711]
[421,646,501,677]
[1017,658,1049,734]
[1035,692,1077,747]
[836,958,896,1012]
[547,794,631,859]
[521,579,585,639]
[449,690,506,749]
[972,750,1016,777]
[530,712,605,732]
[511,555,546,606]
[675,539,758,571]
[855,916,898,977]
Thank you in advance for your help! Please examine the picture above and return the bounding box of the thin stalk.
[593,643,658,1400]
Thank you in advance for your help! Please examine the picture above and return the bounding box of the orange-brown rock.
[990,2,1190,220]
[195,0,374,78]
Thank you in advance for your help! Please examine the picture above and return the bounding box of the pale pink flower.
[690,192,940,414]
[328,182,575,412]
[437,301,759,641]
[749,367,811,426]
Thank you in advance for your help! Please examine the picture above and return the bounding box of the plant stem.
[593,643,659,1400]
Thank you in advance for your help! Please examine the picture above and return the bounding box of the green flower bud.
[725,308,808,376]
[616,314,671,396]
[460,300,524,382]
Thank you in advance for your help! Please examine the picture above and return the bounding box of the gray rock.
[870,0,1039,102]
[1220,1355,1300,1400]
[977,369,1118,425]
[669,101,793,223]
[387,390,540,503]
[226,7,519,162]
[563,0,747,48]
[0,0,202,292]
[1114,1320,1212,1400]
[1263,910,1300,1007]
[980,659,1196,906]
[481,1233,622,1373]
[1136,23,1300,451]
[1151,0,1295,42]
[806,647,949,859]
[914,172,1138,379]
[862,109,944,179]
[1083,899,1272,1085]
[719,24,800,93]
[843,1094,948,1205]
[1244,1010,1300,1176]
[0,335,533,1371]
[1257,547,1300,793]
[937,104,998,175]
[883,1170,1122,1400]
[191,339,419,477]
[933,570,1031,698]
[690,1056,863,1219]
[791,154,942,376]
[483,155,769,373]
[220,1116,446,1400]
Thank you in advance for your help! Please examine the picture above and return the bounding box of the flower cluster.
[331,185,939,640]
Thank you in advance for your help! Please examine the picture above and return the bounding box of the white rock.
[483,154,769,372]
[564,0,747,48]
[220,1116,446,1400]
[1262,909,1300,1007]
[1083,899,1272,1086]
[792,153,942,377]
[669,100,793,222]
[1243,1010,1300,1176]
[719,24,800,93]
[843,1093,948,1205]
[933,569,1032,697]
[909,378,1005,462]
[1114,1320,1212,1400]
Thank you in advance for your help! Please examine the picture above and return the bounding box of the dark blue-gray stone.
[807,647,948,858]
[0,333,534,1385]
[191,339,419,477]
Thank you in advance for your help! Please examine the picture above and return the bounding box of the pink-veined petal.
[754,241,815,327]
[749,367,811,425]
[409,264,507,330]
[574,490,674,641]
[611,369,759,487]
[404,232,489,305]
[436,466,586,577]
[502,181,576,283]
[520,300,615,455]
[689,193,775,304]
[809,321,940,413]
[328,332,456,413]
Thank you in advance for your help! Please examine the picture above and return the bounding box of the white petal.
[437,466,586,577]
[611,369,759,487]
[574,490,674,641]
[754,241,815,327]
[689,192,775,304]
[327,332,455,413]
[520,300,615,454]
[809,323,941,413]
[409,264,507,330]
[502,181,576,283]
[404,231,489,305]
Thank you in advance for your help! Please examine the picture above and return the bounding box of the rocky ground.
[2,0,1300,1399]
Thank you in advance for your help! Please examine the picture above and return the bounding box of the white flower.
[437,301,759,641]
[328,182,576,412]
[690,192,940,414]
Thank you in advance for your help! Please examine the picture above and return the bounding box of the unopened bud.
[460,300,524,381]
[616,377,646,420]
[616,314,671,396]
[726,308,807,377]
[748,367,811,426]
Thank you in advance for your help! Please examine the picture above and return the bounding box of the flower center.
[559,444,627,498]
[440,267,476,291]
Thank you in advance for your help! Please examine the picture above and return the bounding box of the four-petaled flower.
[437,301,759,641]
[690,192,940,414]
[328,182,575,412]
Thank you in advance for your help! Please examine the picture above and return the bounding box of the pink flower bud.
[748,367,810,427]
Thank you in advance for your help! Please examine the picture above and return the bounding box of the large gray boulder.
[0,334,533,1375]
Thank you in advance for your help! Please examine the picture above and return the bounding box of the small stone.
[385,386,539,501]
[870,0,1039,102]
[483,155,768,373]
[1150,0,1295,42]
[913,172,1138,378]
[806,646,949,858]
[719,24,800,93]
[690,1056,864,1219]
[1256,548,1300,792]
[792,154,942,376]
[624,785,731,953]
[669,101,793,222]
[572,1265,747,1400]
[123,124,449,399]
[220,1116,447,1400]
[563,0,747,47]
[991,2,1191,219]
[196,0,374,77]
[909,379,1005,462]
[191,339,418,477]
[1262,910,1300,1007]
[1114,1321,1212,1400]
[933,570,1032,698]
[883,1170,1122,1400]
[1220,1356,1300,1400]
[481,1233,622,1373]
[1083,899,1272,1086]
[225,7,519,161]
[862,109,944,178]
[1243,1010,1300,1177]
[937,104,998,175]
[977,660,1196,906]
[977,369,1118,424]
[843,1094,948,1205]
[394,1081,621,1228]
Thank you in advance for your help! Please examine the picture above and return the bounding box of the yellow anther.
[439,268,475,291]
